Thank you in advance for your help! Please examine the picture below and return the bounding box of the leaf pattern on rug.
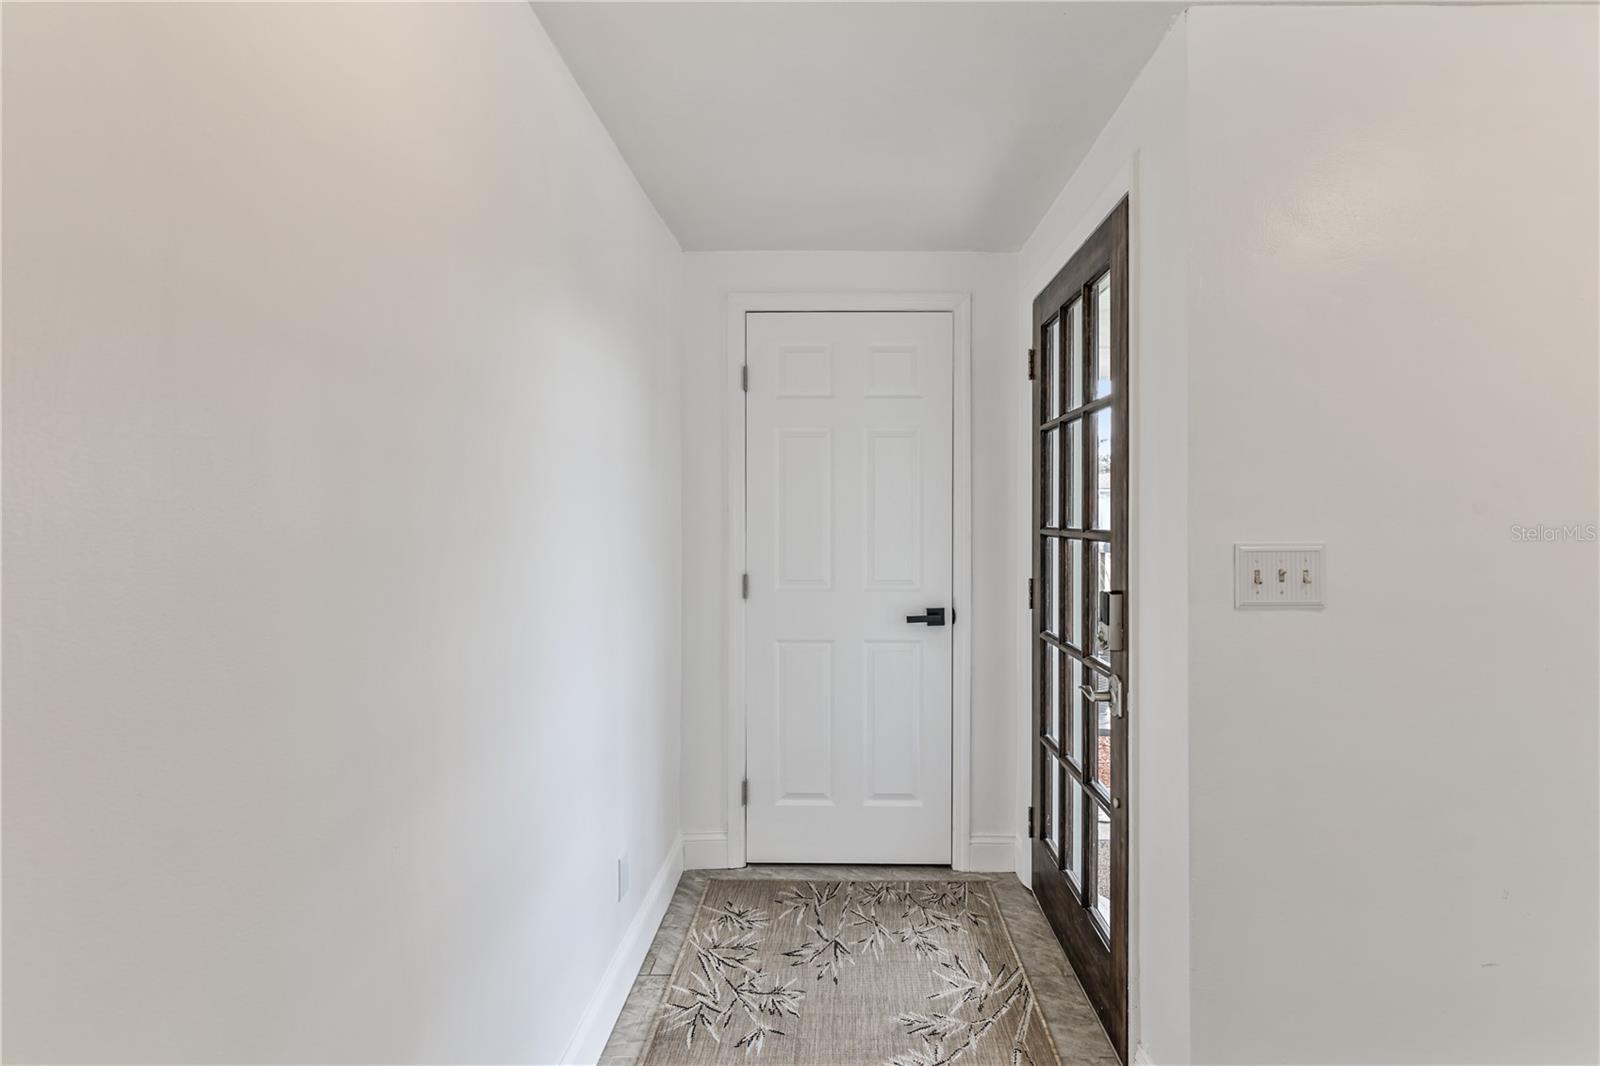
[774,881,843,927]
[782,918,855,984]
[650,881,1046,1065]
[845,903,899,959]
[661,926,804,1054]
[891,950,1038,1066]
[704,900,771,936]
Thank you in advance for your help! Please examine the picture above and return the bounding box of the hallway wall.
[1182,6,1598,1062]
[1015,6,1598,1063]
[2,5,682,1063]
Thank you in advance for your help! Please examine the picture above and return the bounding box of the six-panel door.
[745,311,954,863]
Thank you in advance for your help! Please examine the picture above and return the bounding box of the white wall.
[679,252,1018,869]
[2,5,682,1063]
[1183,6,1598,1063]
[1016,6,1599,1063]
[1015,15,1192,1065]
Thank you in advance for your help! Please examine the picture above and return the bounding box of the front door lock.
[905,607,946,627]
[1079,674,1125,718]
[1096,590,1125,653]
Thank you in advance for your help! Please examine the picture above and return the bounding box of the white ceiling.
[533,2,1181,251]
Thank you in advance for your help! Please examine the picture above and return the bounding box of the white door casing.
[744,311,954,863]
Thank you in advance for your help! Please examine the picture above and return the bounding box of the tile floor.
[598,865,1120,1066]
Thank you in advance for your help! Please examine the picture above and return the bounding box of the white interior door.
[745,311,954,863]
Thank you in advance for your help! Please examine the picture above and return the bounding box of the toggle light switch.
[1235,544,1325,608]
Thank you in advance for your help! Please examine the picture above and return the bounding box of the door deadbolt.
[1095,590,1125,653]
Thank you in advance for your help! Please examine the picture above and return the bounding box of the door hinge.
[1027,805,1035,837]
[741,778,749,807]
[741,365,749,392]
[1027,347,1037,381]
[741,573,750,599]
[1027,577,1034,610]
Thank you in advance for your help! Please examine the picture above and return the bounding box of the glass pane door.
[1030,199,1129,1063]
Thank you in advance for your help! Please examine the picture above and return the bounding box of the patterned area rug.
[637,879,1058,1066]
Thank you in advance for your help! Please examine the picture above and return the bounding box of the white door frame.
[724,291,974,870]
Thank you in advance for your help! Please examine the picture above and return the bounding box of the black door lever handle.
[905,607,946,627]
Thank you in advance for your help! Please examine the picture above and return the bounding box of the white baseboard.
[683,830,731,870]
[558,835,683,1066]
[1132,1044,1155,1065]
[684,830,1019,874]
[966,834,1018,872]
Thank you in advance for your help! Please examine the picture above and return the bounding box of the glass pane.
[1066,784,1084,888]
[1094,801,1112,927]
[1092,407,1112,531]
[1043,428,1061,527]
[1044,646,1062,743]
[1047,755,1063,858]
[1066,297,1084,409]
[1093,272,1112,399]
[1044,316,1061,421]
[1093,671,1113,793]
[1066,418,1084,528]
[1066,656,1085,765]
[1066,539,1085,649]
[1089,541,1111,663]
[1044,539,1062,637]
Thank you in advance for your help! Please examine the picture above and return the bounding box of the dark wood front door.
[1030,199,1129,1062]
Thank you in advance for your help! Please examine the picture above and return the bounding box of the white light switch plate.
[1235,544,1325,608]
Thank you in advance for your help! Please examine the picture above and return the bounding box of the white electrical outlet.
[1235,544,1325,608]
[617,855,629,901]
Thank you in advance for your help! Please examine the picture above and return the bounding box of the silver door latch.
[1078,673,1125,718]
[1096,590,1125,653]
